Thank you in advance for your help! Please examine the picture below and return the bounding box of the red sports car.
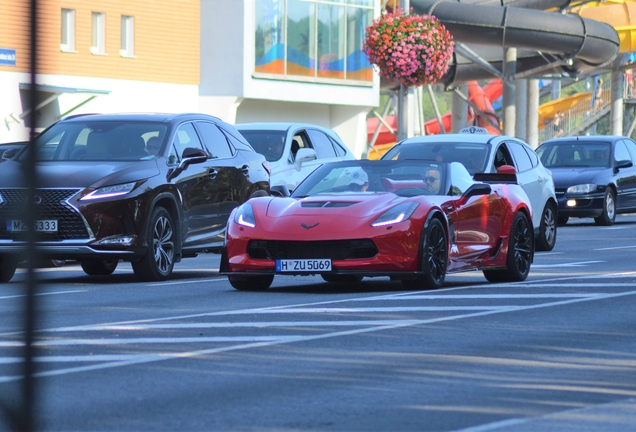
[221,159,534,290]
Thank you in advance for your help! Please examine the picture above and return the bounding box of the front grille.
[247,239,378,260]
[0,188,89,240]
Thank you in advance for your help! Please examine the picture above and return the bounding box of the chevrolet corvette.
[221,159,534,290]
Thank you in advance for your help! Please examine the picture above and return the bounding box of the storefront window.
[255,0,373,83]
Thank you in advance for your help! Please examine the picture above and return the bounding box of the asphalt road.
[1,215,636,431]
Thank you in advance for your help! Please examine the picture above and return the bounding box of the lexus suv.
[0,113,270,282]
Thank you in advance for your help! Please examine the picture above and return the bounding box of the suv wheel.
[132,206,175,281]
[0,256,17,283]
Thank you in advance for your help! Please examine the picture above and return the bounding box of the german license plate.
[7,219,58,233]
[276,259,332,273]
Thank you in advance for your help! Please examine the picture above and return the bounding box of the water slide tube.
[410,0,621,87]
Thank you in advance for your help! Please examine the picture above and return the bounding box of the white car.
[236,122,355,193]
[381,127,558,251]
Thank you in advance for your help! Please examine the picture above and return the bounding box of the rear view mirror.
[294,148,317,170]
[496,165,517,175]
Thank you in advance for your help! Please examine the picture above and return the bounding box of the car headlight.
[371,202,419,227]
[80,181,139,201]
[234,203,256,228]
[566,183,597,194]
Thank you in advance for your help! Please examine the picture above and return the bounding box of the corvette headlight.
[566,183,597,194]
[371,202,419,227]
[234,203,256,228]
[80,181,140,201]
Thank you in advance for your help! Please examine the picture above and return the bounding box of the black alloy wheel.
[402,218,447,290]
[536,202,557,251]
[132,206,175,281]
[80,258,118,276]
[594,187,616,226]
[483,211,533,283]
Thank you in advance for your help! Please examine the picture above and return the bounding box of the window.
[508,142,533,173]
[61,9,75,52]
[195,122,233,159]
[91,12,106,55]
[121,15,135,57]
[254,0,373,83]
[307,129,336,158]
[171,123,204,162]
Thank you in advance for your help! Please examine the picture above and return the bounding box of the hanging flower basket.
[363,9,454,87]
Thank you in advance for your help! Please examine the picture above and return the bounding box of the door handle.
[209,169,218,180]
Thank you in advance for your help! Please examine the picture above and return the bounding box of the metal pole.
[611,56,625,136]
[527,79,540,148]
[397,0,410,141]
[502,47,517,137]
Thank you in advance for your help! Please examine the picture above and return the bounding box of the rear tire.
[228,275,274,291]
[594,187,616,226]
[535,202,557,251]
[321,274,363,283]
[402,218,447,290]
[132,207,175,281]
[80,258,118,276]
[0,256,17,283]
[483,212,533,283]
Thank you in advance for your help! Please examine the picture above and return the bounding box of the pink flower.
[362,8,454,87]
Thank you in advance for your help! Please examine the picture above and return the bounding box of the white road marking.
[531,260,604,267]
[0,336,297,347]
[48,320,424,332]
[0,290,86,300]
[594,244,636,251]
[3,287,636,383]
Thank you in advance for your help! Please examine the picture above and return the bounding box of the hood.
[549,167,607,189]
[251,193,413,236]
[0,160,161,189]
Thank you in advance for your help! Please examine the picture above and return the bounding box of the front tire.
[0,256,17,283]
[535,202,557,251]
[483,211,533,283]
[132,207,175,281]
[594,187,616,226]
[81,258,118,276]
[402,218,447,290]
[228,274,274,291]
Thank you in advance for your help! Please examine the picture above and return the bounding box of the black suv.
[0,113,270,282]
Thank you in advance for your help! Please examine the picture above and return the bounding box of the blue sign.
[0,48,16,66]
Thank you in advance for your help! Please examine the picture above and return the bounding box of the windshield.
[18,120,169,162]
[292,160,447,197]
[537,142,611,168]
[238,130,287,162]
[383,141,490,175]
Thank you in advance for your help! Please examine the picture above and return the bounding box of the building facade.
[1,0,379,157]
[0,0,200,142]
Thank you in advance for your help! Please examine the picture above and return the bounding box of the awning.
[18,83,111,120]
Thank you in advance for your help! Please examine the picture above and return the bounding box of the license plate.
[276,259,332,273]
[7,219,58,233]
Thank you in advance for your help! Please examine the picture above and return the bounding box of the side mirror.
[294,148,317,170]
[461,183,492,200]
[270,184,291,197]
[181,147,208,165]
[615,159,633,171]
[2,148,21,160]
[167,148,208,181]
[496,164,517,175]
